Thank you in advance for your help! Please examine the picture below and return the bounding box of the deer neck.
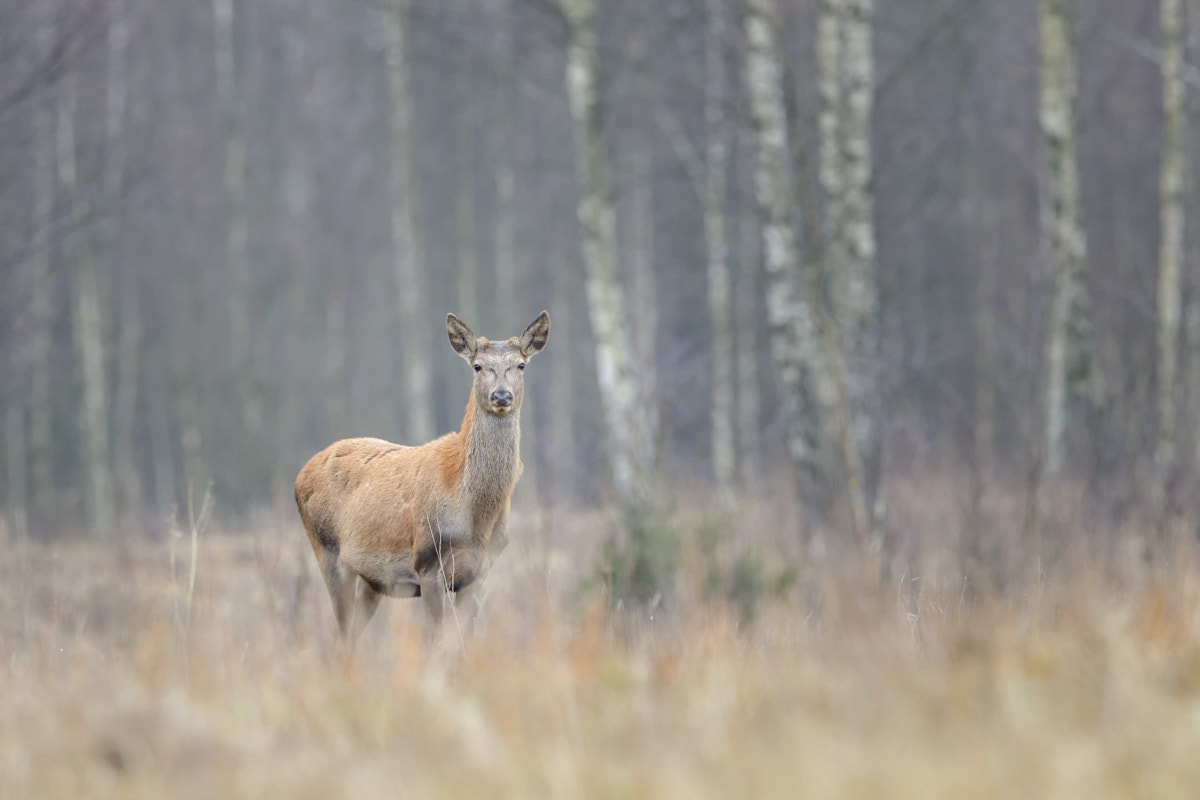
[459,399,521,516]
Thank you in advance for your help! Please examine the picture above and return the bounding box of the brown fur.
[295,312,549,641]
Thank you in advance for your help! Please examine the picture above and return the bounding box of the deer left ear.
[447,313,479,361]
[519,311,550,358]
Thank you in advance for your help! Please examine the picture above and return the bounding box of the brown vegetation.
[3,478,1200,798]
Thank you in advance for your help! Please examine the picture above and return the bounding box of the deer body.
[295,312,549,641]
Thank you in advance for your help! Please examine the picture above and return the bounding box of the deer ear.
[446,313,478,361]
[519,311,550,357]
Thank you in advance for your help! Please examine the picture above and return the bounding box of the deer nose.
[491,388,513,407]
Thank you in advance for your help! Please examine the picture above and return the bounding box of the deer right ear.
[446,313,478,361]
[520,310,550,357]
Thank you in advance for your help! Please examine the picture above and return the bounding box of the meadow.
[3,477,1200,799]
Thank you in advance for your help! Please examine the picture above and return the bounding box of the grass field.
[3,482,1200,798]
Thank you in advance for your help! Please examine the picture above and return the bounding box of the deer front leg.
[454,513,508,635]
[487,505,511,558]
[420,569,448,630]
[454,578,486,635]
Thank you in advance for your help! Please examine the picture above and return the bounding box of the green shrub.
[587,509,797,625]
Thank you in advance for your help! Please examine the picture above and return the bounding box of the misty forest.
[4,0,1200,795]
[3,0,1199,552]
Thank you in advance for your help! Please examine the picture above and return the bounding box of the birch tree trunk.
[385,0,434,443]
[736,186,762,485]
[277,157,312,507]
[5,402,27,539]
[61,70,116,538]
[1186,0,1200,481]
[29,0,57,518]
[549,261,577,506]
[628,143,658,438]
[971,146,999,527]
[654,0,731,496]
[817,0,880,531]
[454,6,479,329]
[563,0,653,514]
[274,9,316,510]
[817,0,847,318]
[455,102,479,329]
[213,0,251,375]
[705,0,735,500]
[108,0,141,523]
[148,366,178,518]
[840,0,880,521]
[325,272,348,435]
[743,0,821,482]
[487,0,518,322]
[1038,0,1098,481]
[1155,0,1186,504]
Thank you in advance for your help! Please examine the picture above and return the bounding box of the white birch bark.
[564,0,653,513]
[704,0,735,500]
[841,0,879,493]
[1155,0,1186,495]
[817,0,847,309]
[60,70,116,538]
[744,0,821,477]
[385,0,434,443]
[818,0,879,528]
[1038,0,1095,479]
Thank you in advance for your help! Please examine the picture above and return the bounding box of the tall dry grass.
[3,477,1200,798]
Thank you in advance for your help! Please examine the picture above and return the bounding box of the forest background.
[2,0,1198,556]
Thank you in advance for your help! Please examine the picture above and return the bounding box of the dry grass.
[3,485,1200,799]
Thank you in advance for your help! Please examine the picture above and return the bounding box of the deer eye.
[473,364,482,372]
[517,363,526,370]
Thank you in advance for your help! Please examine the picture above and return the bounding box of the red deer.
[295,311,550,643]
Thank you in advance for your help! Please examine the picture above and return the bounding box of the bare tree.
[743,0,820,484]
[213,0,251,378]
[487,0,518,322]
[60,64,116,537]
[563,0,653,514]
[736,183,762,486]
[704,0,735,501]
[1155,0,1186,507]
[455,18,480,329]
[385,0,434,443]
[107,0,141,523]
[1186,0,1200,484]
[28,0,57,520]
[818,0,880,529]
[1038,0,1099,482]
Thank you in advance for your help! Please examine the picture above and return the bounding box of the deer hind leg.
[348,576,382,641]
[422,568,465,658]
[315,550,378,642]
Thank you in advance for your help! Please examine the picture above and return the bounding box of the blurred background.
[0,0,1193,548]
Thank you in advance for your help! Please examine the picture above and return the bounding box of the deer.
[295,311,550,644]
